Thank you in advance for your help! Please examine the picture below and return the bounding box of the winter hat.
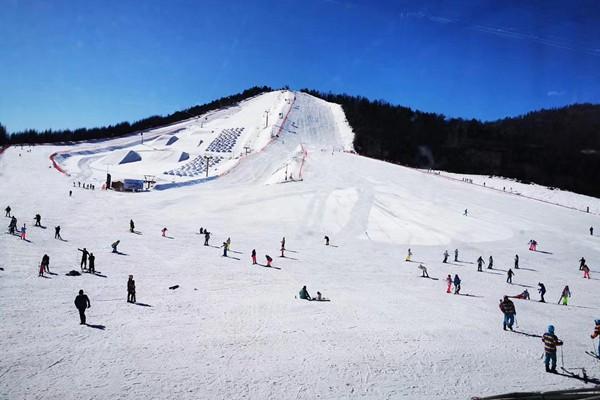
[547,325,555,334]
[595,319,600,325]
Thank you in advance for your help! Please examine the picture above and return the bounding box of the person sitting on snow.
[510,289,530,300]
[299,285,311,301]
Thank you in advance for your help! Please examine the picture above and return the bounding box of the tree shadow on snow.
[86,324,105,330]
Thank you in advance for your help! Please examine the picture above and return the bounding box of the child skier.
[251,249,257,265]
[558,286,571,305]
[446,274,452,293]
[582,264,591,279]
[542,325,563,373]
[528,239,537,251]
[161,227,168,237]
[20,224,27,240]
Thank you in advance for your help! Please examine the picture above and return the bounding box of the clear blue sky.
[1,0,599,132]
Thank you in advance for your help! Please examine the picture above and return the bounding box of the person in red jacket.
[445,274,452,293]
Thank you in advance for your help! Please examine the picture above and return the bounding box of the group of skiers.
[73,181,95,190]
[78,247,96,274]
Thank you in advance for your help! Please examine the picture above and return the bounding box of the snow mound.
[118,150,142,164]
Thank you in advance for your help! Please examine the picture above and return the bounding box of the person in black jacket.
[74,290,91,324]
[78,248,89,270]
[88,253,96,274]
[34,214,41,227]
[130,219,135,233]
[54,225,62,240]
[127,275,136,303]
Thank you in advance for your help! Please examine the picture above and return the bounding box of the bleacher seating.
[205,128,244,153]
[163,155,223,177]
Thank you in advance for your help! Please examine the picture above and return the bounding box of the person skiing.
[69,190,72,197]
[78,248,89,270]
[591,226,594,236]
[528,239,537,251]
[582,264,591,279]
[74,289,91,325]
[111,240,120,253]
[281,237,286,251]
[204,231,210,246]
[8,216,17,235]
[41,254,50,274]
[443,250,449,263]
[406,248,413,262]
[446,274,453,293]
[129,219,135,233]
[477,256,485,272]
[499,296,516,331]
[34,214,41,227]
[226,237,231,250]
[507,268,515,284]
[54,225,62,240]
[510,289,530,300]
[514,254,519,269]
[222,242,228,257]
[454,249,459,262]
[20,223,27,240]
[265,255,273,267]
[5,205,11,217]
[161,227,168,237]
[453,274,461,294]
[251,249,257,265]
[591,319,600,356]
[88,253,95,274]
[558,286,571,305]
[538,282,546,303]
[127,275,136,303]
[579,257,586,271]
[324,235,330,246]
[418,264,428,278]
[298,285,311,300]
[488,255,494,269]
[542,325,563,373]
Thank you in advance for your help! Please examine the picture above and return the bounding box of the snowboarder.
[591,320,600,356]
[454,249,458,262]
[251,249,257,265]
[499,296,516,331]
[54,225,62,240]
[20,224,27,240]
[538,282,546,303]
[558,286,571,305]
[542,325,563,373]
[579,257,586,271]
[510,289,530,300]
[111,240,120,253]
[453,274,461,294]
[204,231,210,246]
[406,248,413,262]
[477,256,485,272]
[41,254,50,274]
[127,275,136,303]
[222,242,228,257]
[507,268,514,284]
[582,264,591,279]
[34,214,41,227]
[324,235,330,246]
[446,274,453,293]
[4,205,11,217]
[130,219,135,233]
[161,227,168,237]
[528,239,537,251]
[74,289,91,325]
[591,226,594,236]
[418,264,428,278]
[265,255,273,267]
[514,254,519,269]
[298,286,311,301]
[88,253,95,274]
[443,250,449,263]
[488,255,494,269]
[78,248,89,270]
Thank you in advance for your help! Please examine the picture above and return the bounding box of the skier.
[130,219,135,233]
[324,235,330,246]
[443,250,449,263]
[591,226,594,236]
[4,205,11,217]
[499,296,516,331]
[74,289,91,325]
[54,225,62,240]
[127,275,136,303]
[510,289,530,300]
[582,264,591,279]
[542,325,563,373]
[507,268,515,284]
[591,320,600,356]
[41,254,50,274]
[8,216,17,235]
[488,255,494,269]
[464,209,468,216]
[454,249,459,262]
[226,237,231,250]
[281,237,286,251]
[477,256,485,272]
[161,227,168,237]
[34,214,41,227]
[558,286,571,305]
[265,255,273,267]
[445,274,453,293]
[222,242,228,257]
[298,286,311,301]
[78,248,89,270]
[251,249,257,265]
[453,274,461,294]
[69,190,72,197]
[418,264,428,278]
[204,231,210,246]
[528,239,537,251]
[111,240,120,253]
[538,282,546,303]
[579,257,586,271]
[514,254,519,269]
[88,253,95,274]
[20,223,27,240]
[406,248,413,262]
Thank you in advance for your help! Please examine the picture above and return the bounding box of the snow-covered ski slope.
[1,91,600,400]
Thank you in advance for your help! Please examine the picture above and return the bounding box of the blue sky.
[1,0,599,132]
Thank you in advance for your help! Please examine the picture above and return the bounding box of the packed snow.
[1,91,600,400]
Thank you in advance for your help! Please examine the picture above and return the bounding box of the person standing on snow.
[88,253,95,274]
[464,209,468,216]
[78,248,89,270]
[222,242,228,257]
[538,282,546,303]
[281,237,286,251]
[127,275,136,303]
[446,274,453,293]
[8,216,17,235]
[204,231,210,246]
[20,224,27,240]
[74,290,91,325]
[488,255,494,269]
[591,320,600,356]
[582,264,591,279]
[406,248,413,262]
[514,254,519,269]
[111,240,120,253]
[590,226,594,236]
[454,249,459,262]
[54,225,62,240]
[161,227,168,237]
[418,264,428,278]
[477,256,485,272]
[558,286,571,305]
[507,268,515,284]
[34,214,41,227]
[251,249,257,265]
[499,296,516,331]
[542,325,563,373]
[324,235,330,246]
[453,274,461,294]
[130,219,135,233]
[443,250,449,263]
[5,206,11,217]
[579,257,586,271]
[265,255,273,267]
[226,237,231,250]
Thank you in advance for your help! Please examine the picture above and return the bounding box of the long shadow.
[328,244,339,248]
[223,255,241,260]
[494,268,508,272]
[482,270,503,275]
[112,251,128,256]
[406,260,424,264]
[91,272,107,278]
[134,302,152,307]
[39,275,52,279]
[132,231,142,235]
[35,225,47,229]
[47,272,58,276]
[86,324,106,330]
[20,238,32,243]
[281,255,298,260]
[419,276,439,281]
[457,293,483,298]
[457,261,474,265]
[229,250,242,254]
[512,283,534,288]
[512,330,542,338]
[208,245,221,249]
[286,249,299,253]
[534,250,553,255]
[558,368,600,384]
[519,267,537,272]
[58,238,69,242]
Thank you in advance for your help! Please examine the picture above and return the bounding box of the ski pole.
[561,346,565,368]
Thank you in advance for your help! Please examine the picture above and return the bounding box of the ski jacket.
[128,279,136,293]
[74,294,90,309]
[453,276,461,285]
[499,299,515,315]
[299,288,310,300]
[542,333,562,353]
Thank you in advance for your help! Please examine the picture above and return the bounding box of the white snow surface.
[2,91,600,400]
